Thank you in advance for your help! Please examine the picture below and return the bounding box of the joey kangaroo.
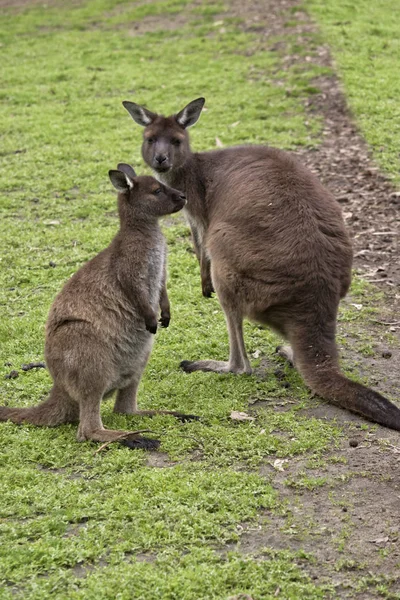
[123,97,400,431]
[0,165,190,447]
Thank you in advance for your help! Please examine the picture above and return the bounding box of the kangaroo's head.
[109,163,186,223]
[122,98,205,174]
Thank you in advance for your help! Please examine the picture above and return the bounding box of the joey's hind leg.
[77,393,130,442]
[76,388,154,443]
[114,347,198,421]
[115,379,199,422]
[181,303,251,375]
[113,345,151,415]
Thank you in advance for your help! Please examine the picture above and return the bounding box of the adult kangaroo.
[123,97,400,431]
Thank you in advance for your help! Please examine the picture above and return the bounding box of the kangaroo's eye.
[171,138,181,147]
[154,188,162,195]
[147,137,155,144]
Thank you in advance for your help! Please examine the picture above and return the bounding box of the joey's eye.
[171,138,181,147]
[154,188,162,195]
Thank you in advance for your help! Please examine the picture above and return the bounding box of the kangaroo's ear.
[109,170,134,192]
[123,101,157,126]
[175,97,205,128]
[117,163,137,180]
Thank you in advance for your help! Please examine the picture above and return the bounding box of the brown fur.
[123,98,400,431]
[0,165,189,444]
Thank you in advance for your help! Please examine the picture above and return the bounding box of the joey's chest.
[145,242,165,296]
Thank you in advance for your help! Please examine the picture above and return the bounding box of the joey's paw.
[145,318,158,334]
[120,437,161,450]
[160,313,170,328]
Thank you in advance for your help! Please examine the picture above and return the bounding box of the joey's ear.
[175,97,205,128]
[122,101,157,126]
[117,163,137,180]
[109,170,134,193]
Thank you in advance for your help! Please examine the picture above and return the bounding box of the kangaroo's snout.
[154,154,170,172]
[155,154,167,165]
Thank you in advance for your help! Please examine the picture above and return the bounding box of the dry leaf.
[350,303,363,310]
[369,536,389,545]
[252,349,261,358]
[272,459,288,471]
[230,411,255,422]
[215,137,224,148]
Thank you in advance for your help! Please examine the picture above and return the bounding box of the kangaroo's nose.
[155,155,167,165]
[179,194,186,201]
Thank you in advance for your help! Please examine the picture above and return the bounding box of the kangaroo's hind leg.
[180,279,252,375]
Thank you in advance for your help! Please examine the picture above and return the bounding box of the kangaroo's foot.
[180,359,252,375]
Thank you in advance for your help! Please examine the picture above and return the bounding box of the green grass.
[0,0,397,597]
[305,0,400,182]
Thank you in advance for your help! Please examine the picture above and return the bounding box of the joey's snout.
[172,193,186,213]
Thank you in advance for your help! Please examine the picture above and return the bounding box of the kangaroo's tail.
[0,386,79,427]
[290,324,400,431]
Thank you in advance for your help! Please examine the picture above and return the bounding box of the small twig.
[365,279,394,284]
[94,429,157,454]
[372,320,400,326]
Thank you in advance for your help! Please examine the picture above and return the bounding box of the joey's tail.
[0,386,79,427]
[291,327,400,431]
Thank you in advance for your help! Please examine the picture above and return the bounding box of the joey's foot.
[77,428,140,443]
[120,436,161,450]
[180,360,252,375]
[276,345,294,367]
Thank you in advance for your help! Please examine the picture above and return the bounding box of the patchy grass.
[0,0,398,598]
[305,0,400,182]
